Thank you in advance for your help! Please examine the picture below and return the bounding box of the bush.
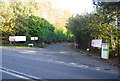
[34,43,44,48]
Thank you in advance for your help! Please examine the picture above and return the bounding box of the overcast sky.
[50,0,95,14]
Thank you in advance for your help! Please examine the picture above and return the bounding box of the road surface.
[0,43,119,81]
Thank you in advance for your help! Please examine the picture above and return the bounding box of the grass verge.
[70,45,119,67]
[0,43,45,48]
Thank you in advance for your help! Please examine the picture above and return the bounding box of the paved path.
[0,43,119,80]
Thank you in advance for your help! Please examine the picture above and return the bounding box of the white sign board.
[91,39,102,47]
[101,43,109,59]
[9,36,26,41]
[31,37,38,40]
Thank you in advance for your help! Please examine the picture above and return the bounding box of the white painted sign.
[34,37,38,40]
[91,39,102,47]
[101,43,109,59]
[31,37,38,40]
[9,36,26,41]
[9,36,15,41]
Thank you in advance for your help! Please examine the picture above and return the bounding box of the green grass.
[0,43,45,48]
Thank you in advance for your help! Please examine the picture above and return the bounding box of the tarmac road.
[0,43,119,80]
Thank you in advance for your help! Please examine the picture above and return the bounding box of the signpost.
[91,39,109,59]
[101,43,109,59]
[29,37,38,47]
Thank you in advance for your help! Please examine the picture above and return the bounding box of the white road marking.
[0,67,41,81]
[0,69,30,80]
